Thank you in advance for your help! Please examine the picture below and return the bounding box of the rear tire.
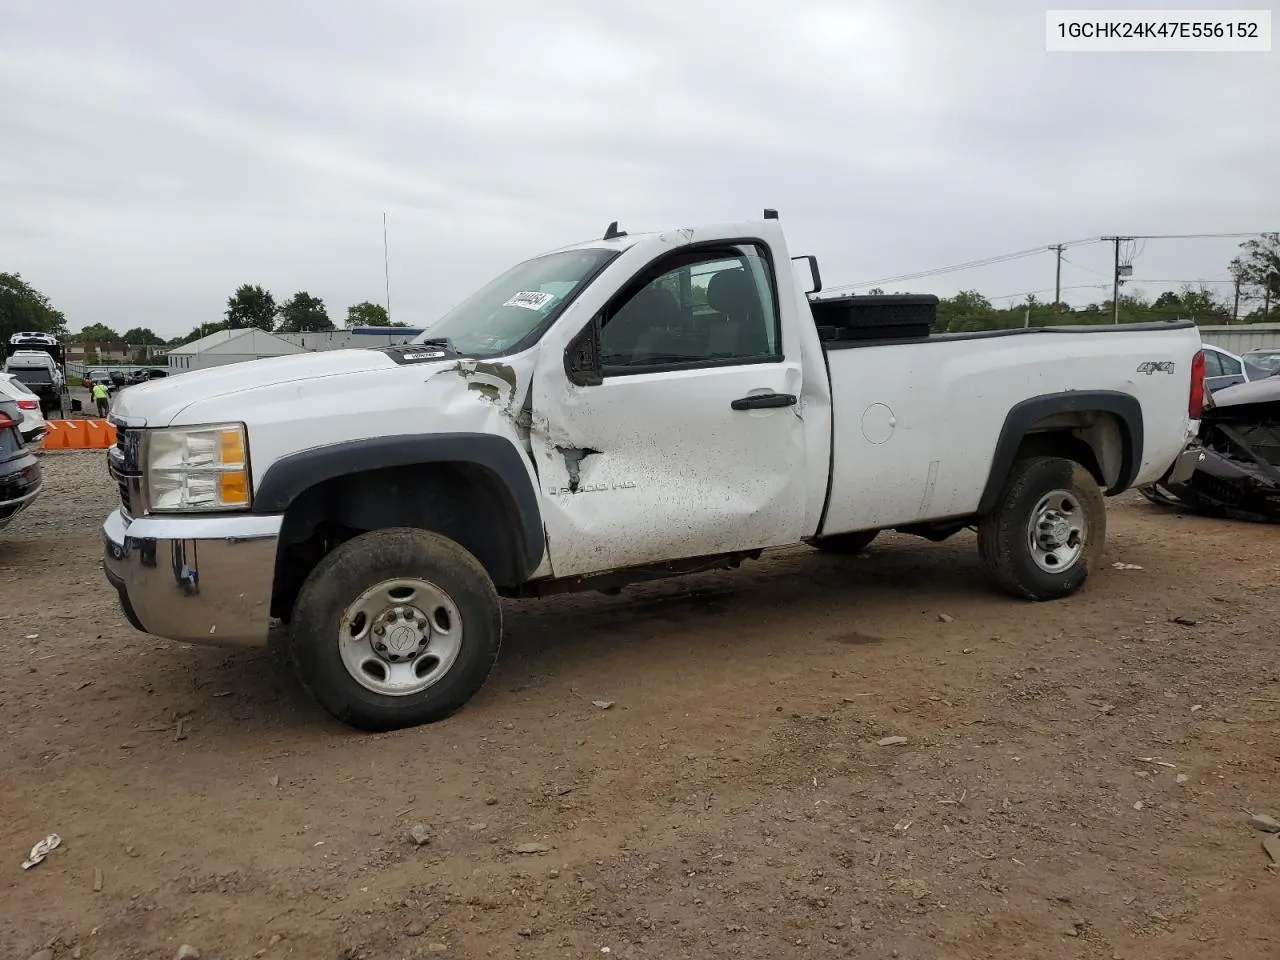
[811,529,879,555]
[287,527,502,731]
[977,456,1105,601]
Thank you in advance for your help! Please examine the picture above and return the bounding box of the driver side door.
[528,241,810,579]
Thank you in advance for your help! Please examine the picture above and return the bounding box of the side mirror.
[791,255,822,296]
[564,317,603,387]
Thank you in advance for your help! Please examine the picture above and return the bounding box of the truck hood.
[111,349,400,426]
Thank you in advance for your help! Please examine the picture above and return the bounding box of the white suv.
[0,373,47,447]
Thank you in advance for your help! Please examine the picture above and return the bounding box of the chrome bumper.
[102,509,282,648]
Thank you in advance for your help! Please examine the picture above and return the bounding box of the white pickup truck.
[103,213,1206,730]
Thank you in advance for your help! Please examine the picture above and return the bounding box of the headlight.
[144,423,251,512]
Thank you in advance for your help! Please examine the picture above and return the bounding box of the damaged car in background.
[1141,374,1280,523]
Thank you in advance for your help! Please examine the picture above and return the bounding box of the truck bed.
[816,312,1202,536]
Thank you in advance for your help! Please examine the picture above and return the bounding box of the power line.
[1129,278,1237,284]
[823,231,1270,297]
[1114,231,1269,239]
[1059,254,1108,277]
[822,248,1045,292]
[990,278,1241,302]
[989,282,1109,302]
[823,236,1101,293]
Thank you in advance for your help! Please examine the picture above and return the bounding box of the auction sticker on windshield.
[503,291,556,311]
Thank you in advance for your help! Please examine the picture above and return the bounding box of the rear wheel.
[811,529,879,555]
[287,527,502,731]
[978,456,1105,601]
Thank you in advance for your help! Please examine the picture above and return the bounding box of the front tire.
[977,456,1105,601]
[287,528,502,731]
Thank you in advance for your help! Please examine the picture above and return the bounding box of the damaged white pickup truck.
[103,212,1206,730]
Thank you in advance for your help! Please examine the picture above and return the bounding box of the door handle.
[731,392,798,411]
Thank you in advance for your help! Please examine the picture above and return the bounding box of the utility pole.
[1101,236,1131,325]
[1232,275,1241,322]
[383,212,392,324]
[1047,244,1065,307]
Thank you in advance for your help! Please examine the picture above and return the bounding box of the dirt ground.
[2,451,1278,960]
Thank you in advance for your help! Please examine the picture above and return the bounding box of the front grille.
[115,425,141,471]
[109,425,143,516]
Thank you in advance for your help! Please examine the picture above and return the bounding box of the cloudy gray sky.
[1,0,1276,337]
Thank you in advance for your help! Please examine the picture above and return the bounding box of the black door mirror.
[564,316,603,387]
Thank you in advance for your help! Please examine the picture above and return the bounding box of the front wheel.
[977,456,1106,601]
[287,528,502,731]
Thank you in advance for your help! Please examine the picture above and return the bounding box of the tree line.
[1,272,68,343]
[162,287,407,346]
[929,284,1261,334]
[887,232,1280,333]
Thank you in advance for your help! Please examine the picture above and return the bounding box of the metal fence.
[1196,323,1280,355]
[66,362,169,381]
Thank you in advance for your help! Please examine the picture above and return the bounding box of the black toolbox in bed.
[808,293,939,344]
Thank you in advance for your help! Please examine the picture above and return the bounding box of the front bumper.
[0,451,41,529]
[102,509,282,648]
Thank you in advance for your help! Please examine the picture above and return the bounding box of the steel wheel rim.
[1027,489,1087,574]
[338,578,463,696]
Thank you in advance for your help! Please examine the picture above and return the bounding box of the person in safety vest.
[92,380,110,417]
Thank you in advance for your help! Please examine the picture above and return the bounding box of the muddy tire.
[287,527,502,731]
[811,529,880,555]
[978,456,1106,601]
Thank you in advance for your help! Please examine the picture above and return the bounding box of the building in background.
[276,326,423,352]
[166,328,305,372]
[164,326,425,372]
[66,341,133,364]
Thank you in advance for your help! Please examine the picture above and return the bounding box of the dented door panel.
[526,222,821,579]
[529,364,809,577]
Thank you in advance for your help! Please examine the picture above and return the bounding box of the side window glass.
[1202,350,1224,378]
[598,248,780,371]
[1220,354,1242,376]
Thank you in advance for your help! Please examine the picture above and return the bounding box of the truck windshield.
[411,247,616,357]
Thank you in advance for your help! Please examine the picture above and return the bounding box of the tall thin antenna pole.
[383,212,392,323]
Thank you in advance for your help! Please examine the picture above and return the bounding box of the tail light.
[16,399,38,411]
[0,413,12,427]
[1188,349,1206,420]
